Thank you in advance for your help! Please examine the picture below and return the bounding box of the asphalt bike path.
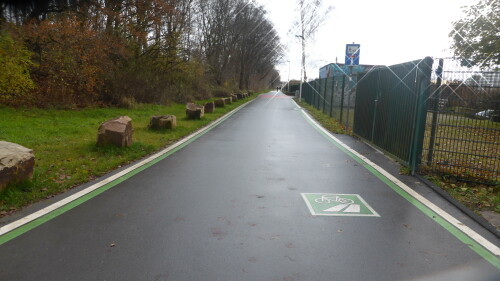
[0,91,498,280]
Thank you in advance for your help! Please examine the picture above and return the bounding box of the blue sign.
[345,44,360,65]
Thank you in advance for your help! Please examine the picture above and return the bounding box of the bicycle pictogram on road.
[301,193,380,217]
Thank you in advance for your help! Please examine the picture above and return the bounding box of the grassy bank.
[0,94,260,215]
[297,100,499,215]
[297,101,346,134]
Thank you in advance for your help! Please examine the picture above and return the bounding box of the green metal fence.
[353,57,433,172]
[300,74,354,130]
[421,58,500,184]
[300,57,498,184]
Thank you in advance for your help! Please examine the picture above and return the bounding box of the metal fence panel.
[299,57,498,184]
[353,72,377,141]
[303,82,313,104]
[302,75,351,128]
[332,76,345,121]
[353,58,433,169]
[314,80,321,110]
[421,58,500,184]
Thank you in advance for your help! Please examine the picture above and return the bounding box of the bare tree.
[294,0,333,82]
[233,2,282,89]
[196,0,242,85]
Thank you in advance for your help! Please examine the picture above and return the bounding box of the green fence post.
[329,77,335,117]
[410,57,433,175]
[370,71,381,142]
[340,75,346,123]
[315,80,320,110]
[311,81,316,108]
[427,58,443,165]
[322,78,326,114]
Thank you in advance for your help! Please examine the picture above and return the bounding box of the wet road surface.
[0,92,499,280]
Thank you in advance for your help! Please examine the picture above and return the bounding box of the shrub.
[0,29,35,106]
[23,14,125,108]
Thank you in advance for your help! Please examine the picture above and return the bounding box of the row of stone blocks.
[96,114,176,148]
[186,92,251,119]
[216,93,250,107]
[90,92,253,147]
[0,93,252,191]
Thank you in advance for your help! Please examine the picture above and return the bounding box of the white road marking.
[293,99,500,257]
[344,204,361,213]
[324,204,350,212]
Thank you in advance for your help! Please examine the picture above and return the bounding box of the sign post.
[344,43,360,130]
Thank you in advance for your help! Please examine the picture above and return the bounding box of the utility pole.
[296,34,305,102]
[287,60,291,93]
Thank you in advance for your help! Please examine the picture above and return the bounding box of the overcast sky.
[255,0,477,81]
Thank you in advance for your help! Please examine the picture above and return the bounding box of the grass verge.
[0,93,260,215]
[426,176,499,215]
[297,100,347,134]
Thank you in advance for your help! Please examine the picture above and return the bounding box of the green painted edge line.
[299,109,500,270]
[0,99,253,246]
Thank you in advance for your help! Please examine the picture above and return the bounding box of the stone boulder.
[0,141,35,191]
[224,97,232,104]
[149,115,177,130]
[231,94,238,101]
[236,93,244,100]
[214,99,225,108]
[97,116,133,147]
[204,102,215,114]
[186,103,204,119]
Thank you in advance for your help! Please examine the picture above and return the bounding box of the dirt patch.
[480,211,500,229]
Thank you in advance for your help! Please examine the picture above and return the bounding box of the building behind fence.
[299,57,499,184]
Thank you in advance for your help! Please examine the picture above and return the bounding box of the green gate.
[353,57,433,173]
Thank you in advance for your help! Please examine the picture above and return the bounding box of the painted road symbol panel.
[301,193,380,217]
